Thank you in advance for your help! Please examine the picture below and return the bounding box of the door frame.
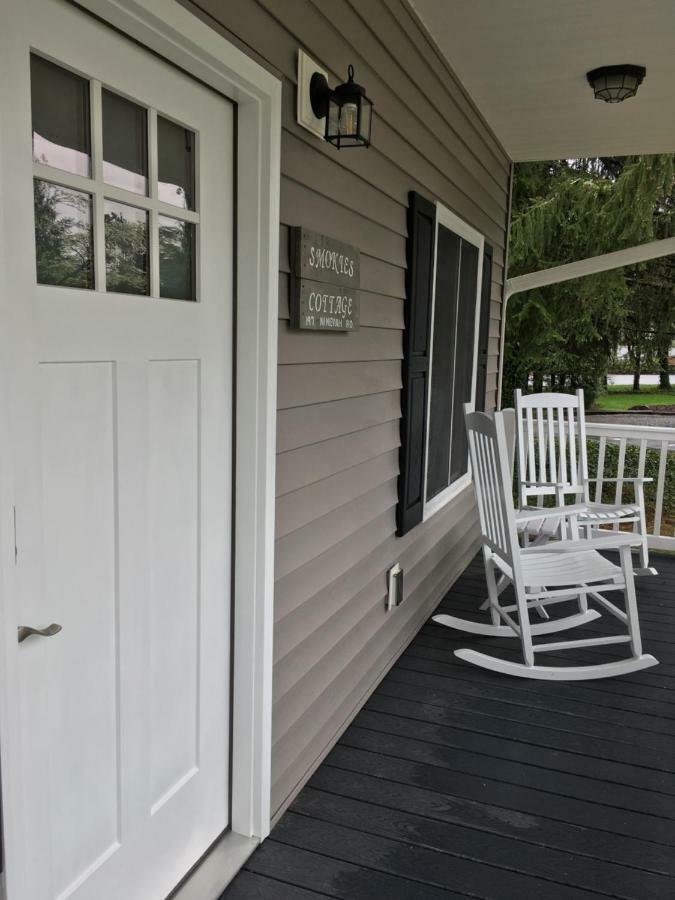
[0,0,280,889]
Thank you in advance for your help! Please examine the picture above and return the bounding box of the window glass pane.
[31,55,90,177]
[159,216,195,301]
[426,226,460,501]
[449,241,479,484]
[158,116,195,210]
[104,200,149,295]
[102,90,148,195]
[34,180,94,289]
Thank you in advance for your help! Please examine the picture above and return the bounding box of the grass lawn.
[593,385,675,411]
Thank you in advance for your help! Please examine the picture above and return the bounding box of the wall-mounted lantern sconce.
[309,65,373,148]
[296,51,373,148]
[586,65,646,103]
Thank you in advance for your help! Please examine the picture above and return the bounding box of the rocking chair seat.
[520,548,619,588]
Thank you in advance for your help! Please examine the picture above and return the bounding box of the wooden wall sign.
[290,226,360,331]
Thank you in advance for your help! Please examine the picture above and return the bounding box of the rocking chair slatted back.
[466,411,519,575]
[515,389,590,509]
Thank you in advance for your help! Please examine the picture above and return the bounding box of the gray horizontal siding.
[277,392,401,453]
[189,0,509,820]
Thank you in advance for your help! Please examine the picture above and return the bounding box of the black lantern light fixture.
[586,65,646,103]
[310,65,373,149]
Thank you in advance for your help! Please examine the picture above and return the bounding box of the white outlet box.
[386,564,403,612]
[297,49,328,140]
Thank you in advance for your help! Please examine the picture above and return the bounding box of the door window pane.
[31,55,91,177]
[158,116,195,210]
[34,180,94,289]
[102,90,148,195]
[159,217,195,301]
[104,200,149,295]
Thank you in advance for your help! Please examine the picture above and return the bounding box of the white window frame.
[423,202,484,521]
[0,2,280,893]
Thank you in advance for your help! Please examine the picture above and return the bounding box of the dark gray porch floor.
[223,553,675,900]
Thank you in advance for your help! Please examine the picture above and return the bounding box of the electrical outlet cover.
[386,563,403,611]
[297,49,328,140]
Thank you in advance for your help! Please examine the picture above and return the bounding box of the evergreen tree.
[504,155,674,404]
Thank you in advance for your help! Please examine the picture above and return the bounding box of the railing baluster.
[654,440,668,537]
[595,437,606,504]
[614,438,626,530]
[637,439,647,536]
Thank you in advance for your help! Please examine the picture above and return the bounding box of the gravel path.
[587,412,675,428]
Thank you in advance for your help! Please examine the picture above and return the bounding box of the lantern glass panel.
[359,98,373,145]
[340,102,359,137]
[327,98,340,140]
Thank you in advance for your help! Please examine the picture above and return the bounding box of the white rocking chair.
[434,410,658,680]
[515,389,655,575]
[463,405,590,625]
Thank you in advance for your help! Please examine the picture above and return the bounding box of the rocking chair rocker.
[433,411,658,680]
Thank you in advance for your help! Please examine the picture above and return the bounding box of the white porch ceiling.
[410,1,675,162]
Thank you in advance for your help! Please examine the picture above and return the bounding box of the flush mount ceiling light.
[309,64,373,149]
[586,64,646,103]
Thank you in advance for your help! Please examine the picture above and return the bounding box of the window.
[423,205,483,516]
[397,193,488,536]
[30,54,198,300]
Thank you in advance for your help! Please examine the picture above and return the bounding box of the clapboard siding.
[276,420,401,496]
[188,0,509,820]
[271,519,481,814]
[274,507,397,623]
[272,499,477,719]
[278,87,508,250]
[274,485,477,667]
[275,449,400,538]
[380,0,509,174]
[275,479,398,580]
[282,180,406,265]
[277,392,401,453]
[277,360,402,408]
[253,0,509,216]
[278,324,402,364]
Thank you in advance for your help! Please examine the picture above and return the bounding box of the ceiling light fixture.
[586,64,646,103]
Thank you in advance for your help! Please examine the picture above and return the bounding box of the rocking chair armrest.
[521,533,642,554]
[514,503,589,523]
[585,476,653,484]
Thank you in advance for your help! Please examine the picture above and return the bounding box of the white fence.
[585,421,675,552]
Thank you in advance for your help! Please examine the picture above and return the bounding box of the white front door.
[0,2,233,898]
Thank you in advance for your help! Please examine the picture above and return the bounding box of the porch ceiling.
[409,0,675,162]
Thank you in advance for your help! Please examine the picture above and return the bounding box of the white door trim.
[0,1,280,877]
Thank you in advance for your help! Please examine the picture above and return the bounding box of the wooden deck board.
[222,553,675,899]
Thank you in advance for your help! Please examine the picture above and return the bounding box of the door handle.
[17,623,62,644]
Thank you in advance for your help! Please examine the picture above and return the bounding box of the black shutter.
[474,243,493,412]
[397,192,436,536]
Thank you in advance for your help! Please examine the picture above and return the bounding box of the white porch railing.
[585,420,675,552]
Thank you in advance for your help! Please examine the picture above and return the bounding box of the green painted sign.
[290,227,360,331]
